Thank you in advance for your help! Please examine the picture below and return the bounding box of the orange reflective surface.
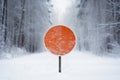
[44,25,76,55]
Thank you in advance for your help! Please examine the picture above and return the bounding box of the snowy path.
[0,51,120,80]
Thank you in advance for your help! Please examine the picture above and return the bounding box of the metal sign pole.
[59,56,61,73]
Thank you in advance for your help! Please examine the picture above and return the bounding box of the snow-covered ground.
[0,51,120,80]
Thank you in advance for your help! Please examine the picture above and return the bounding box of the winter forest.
[0,0,120,58]
[0,0,120,80]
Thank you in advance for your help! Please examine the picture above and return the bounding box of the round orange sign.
[44,25,76,55]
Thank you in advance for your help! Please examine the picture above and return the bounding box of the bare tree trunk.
[2,0,7,43]
[18,0,25,48]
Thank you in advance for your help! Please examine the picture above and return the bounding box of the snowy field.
[0,51,120,80]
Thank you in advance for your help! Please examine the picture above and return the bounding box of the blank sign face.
[44,25,76,55]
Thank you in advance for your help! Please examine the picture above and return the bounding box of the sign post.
[44,25,76,73]
[59,56,61,73]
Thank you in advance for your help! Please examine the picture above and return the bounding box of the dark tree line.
[0,0,50,53]
[77,0,120,55]
[0,0,120,56]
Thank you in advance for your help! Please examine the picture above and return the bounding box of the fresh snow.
[0,51,120,80]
